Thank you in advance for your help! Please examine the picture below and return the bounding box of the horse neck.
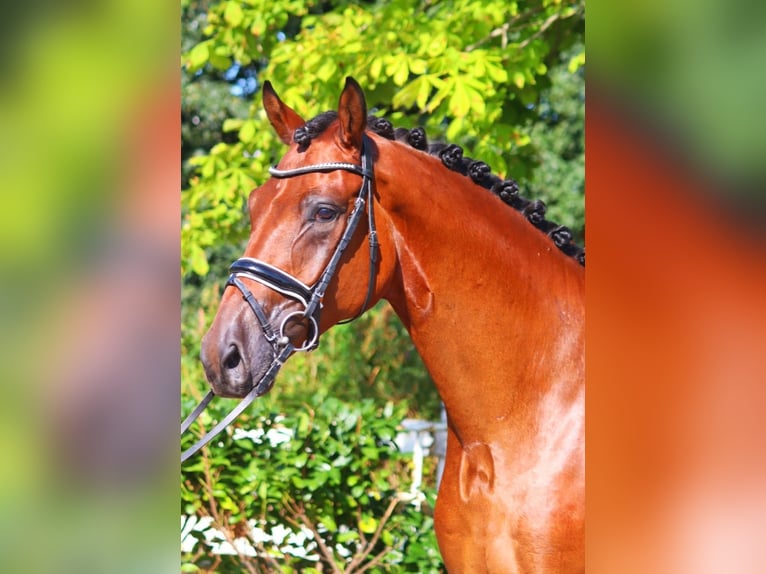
[377,141,585,444]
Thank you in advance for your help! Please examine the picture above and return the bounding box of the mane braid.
[293,112,585,266]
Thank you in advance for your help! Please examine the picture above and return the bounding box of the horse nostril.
[222,345,241,370]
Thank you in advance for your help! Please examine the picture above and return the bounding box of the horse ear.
[337,77,367,150]
[263,81,305,145]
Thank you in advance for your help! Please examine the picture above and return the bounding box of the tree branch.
[346,495,402,572]
[465,22,510,52]
[285,498,343,574]
[518,12,561,50]
[246,535,283,574]
[198,453,260,574]
[356,547,393,574]
[464,5,547,52]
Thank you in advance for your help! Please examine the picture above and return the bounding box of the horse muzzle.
[199,297,318,398]
[200,321,268,398]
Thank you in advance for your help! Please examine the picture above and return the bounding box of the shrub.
[181,394,443,573]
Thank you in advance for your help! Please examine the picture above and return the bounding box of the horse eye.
[313,206,339,222]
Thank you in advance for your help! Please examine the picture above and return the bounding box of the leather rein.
[181,135,379,462]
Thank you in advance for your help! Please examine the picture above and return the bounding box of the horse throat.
[388,226,434,319]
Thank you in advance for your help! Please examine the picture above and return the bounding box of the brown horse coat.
[200,78,584,573]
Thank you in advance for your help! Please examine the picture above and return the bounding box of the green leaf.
[351,484,365,498]
[297,412,311,435]
[426,76,453,112]
[449,78,471,117]
[323,514,338,532]
[369,57,383,81]
[485,60,509,83]
[209,46,232,71]
[316,60,336,82]
[359,514,378,534]
[239,120,256,143]
[409,58,428,75]
[426,36,445,58]
[338,530,359,543]
[393,76,425,109]
[189,243,209,276]
[293,452,309,468]
[224,1,244,27]
[291,476,307,488]
[568,51,585,73]
[417,75,433,110]
[393,58,409,86]
[186,42,209,71]
[222,118,243,132]
[361,446,380,460]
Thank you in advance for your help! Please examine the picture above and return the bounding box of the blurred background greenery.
[180,0,584,570]
[0,1,180,573]
[589,0,766,210]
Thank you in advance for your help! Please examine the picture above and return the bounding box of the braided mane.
[293,111,585,266]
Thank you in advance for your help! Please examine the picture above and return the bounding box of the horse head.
[200,78,397,398]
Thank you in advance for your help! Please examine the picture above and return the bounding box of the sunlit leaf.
[568,50,586,73]
[393,57,409,87]
[186,41,209,70]
[323,514,338,532]
[222,118,242,132]
[189,243,209,277]
[223,1,243,27]
[359,514,378,534]
[238,120,255,143]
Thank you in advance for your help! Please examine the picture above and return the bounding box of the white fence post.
[395,403,448,500]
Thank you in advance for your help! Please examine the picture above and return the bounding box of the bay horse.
[198,78,584,573]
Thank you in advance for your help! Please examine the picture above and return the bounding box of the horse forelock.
[293,112,585,266]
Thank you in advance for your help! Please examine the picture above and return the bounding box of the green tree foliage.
[181,0,584,277]
[526,50,585,241]
[182,0,584,569]
[182,0,252,187]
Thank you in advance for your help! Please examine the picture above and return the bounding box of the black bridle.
[181,135,379,462]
